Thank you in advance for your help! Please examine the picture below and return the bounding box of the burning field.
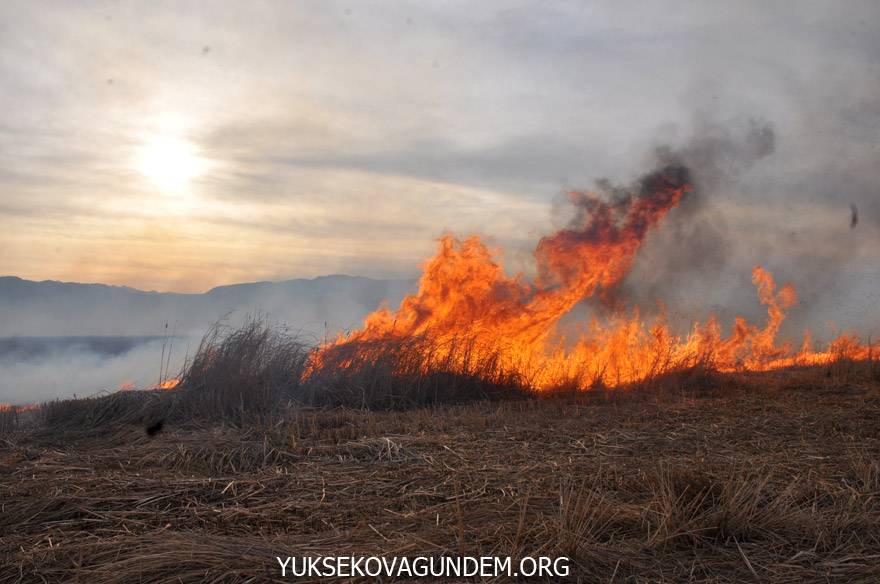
[312,161,877,392]
[6,1,880,581]
[2,159,879,583]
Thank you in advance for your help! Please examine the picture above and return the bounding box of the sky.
[0,0,878,311]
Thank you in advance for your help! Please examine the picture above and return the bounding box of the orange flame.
[150,379,180,391]
[0,402,39,413]
[313,165,876,389]
[118,379,179,391]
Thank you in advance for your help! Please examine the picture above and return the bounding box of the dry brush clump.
[173,317,309,424]
[168,319,530,424]
[27,318,309,435]
[302,334,531,409]
[0,407,19,436]
[39,390,164,434]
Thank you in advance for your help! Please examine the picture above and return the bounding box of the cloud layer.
[0,1,877,338]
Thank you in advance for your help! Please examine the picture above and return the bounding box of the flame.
[117,379,179,391]
[0,402,39,413]
[150,379,180,391]
[311,164,878,390]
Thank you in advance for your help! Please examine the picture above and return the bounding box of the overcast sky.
[0,1,878,312]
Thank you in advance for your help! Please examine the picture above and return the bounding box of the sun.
[136,135,207,192]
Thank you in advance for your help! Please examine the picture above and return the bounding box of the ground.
[2,371,880,583]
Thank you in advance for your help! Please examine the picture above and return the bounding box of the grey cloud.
[0,0,878,338]
[258,133,609,197]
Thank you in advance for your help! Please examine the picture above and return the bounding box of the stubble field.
[2,369,880,583]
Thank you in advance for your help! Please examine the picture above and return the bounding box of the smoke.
[0,276,414,403]
[578,110,880,342]
[564,120,756,327]
[535,118,786,336]
[0,338,192,404]
[537,164,690,297]
[655,118,776,193]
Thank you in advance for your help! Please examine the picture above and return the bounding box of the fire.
[117,379,180,391]
[0,403,39,414]
[150,379,180,391]
[313,164,877,390]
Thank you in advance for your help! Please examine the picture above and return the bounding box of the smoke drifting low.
[0,276,413,403]
[0,338,191,404]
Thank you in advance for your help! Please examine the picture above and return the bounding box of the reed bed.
[303,334,530,408]
[32,319,879,435]
[0,408,18,436]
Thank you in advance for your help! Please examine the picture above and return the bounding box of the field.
[2,367,880,583]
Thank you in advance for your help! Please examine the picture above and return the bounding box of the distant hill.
[0,275,415,338]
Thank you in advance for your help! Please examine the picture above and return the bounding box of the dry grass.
[304,335,530,408]
[2,368,879,583]
[32,319,310,435]
[0,408,18,436]
[39,390,163,432]
[31,322,534,438]
[175,317,310,424]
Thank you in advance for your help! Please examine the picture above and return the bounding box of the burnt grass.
[2,368,880,583]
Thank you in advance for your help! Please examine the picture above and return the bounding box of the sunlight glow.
[136,135,207,192]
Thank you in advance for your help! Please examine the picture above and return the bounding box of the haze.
[0,1,875,294]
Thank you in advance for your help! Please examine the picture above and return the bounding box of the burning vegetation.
[5,159,875,420]
[311,163,877,391]
[2,154,880,584]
